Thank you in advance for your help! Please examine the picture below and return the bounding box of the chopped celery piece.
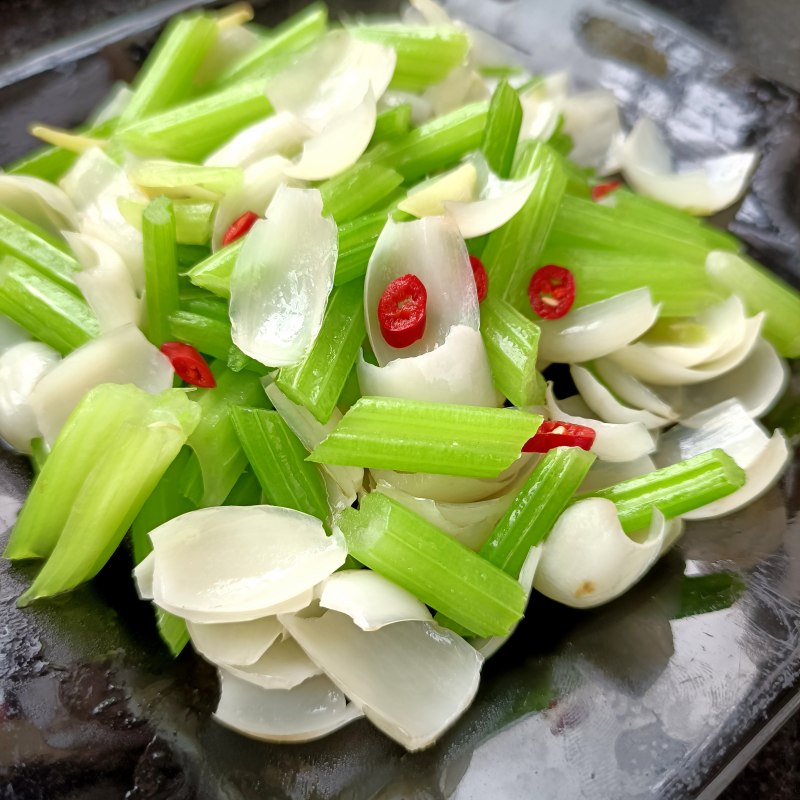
[116,80,273,161]
[338,492,526,637]
[176,243,211,270]
[334,212,387,286]
[319,163,403,224]
[216,2,328,86]
[13,386,200,605]
[309,397,542,478]
[482,141,566,309]
[480,295,545,407]
[119,13,218,126]
[142,196,179,347]
[183,363,270,507]
[0,207,80,290]
[179,294,229,321]
[372,104,412,144]
[547,131,573,157]
[130,161,242,195]
[119,196,215,245]
[351,25,470,92]
[223,468,263,506]
[185,238,244,298]
[0,256,99,354]
[230,407,328,521]
[29,438,48,475]
[577,449,746,533]
[706,251,800,358]
[156,608,190,657]
[481,447,596,577]
[481,79,522,178]
[179,451,205,507]
[337,362,362,412]
[372,101,489,181]
[276,280,365,423]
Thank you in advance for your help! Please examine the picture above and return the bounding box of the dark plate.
[1,1,799,798]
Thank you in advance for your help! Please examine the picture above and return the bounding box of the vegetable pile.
[1,0,798,751]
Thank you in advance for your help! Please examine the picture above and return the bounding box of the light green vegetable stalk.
[371,104,412,144]
[185,238,244,298]
[142,196,179,347]
[118,197,215,245]
[333,212,388,286]
[481,79,522,178]
[319,163,403,224]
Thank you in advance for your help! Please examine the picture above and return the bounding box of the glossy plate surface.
[0,1,799,798]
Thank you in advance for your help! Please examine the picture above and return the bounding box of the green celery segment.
[481,447,596,577]
[179,294,229,321]
[481,79,523,178]
[230,407,329,521]
[371,104,412,144]
[338,491,526,637]
[185,238,244,298]
[118,196,215,245]
[334,212,387,285]
[276,280,365,423]
[308,397,542,477]
[337,362,362,412]
[156,608,190,656]
[142,196,180,347]
[480,295,545,407]
[319,163,403,224]
[223,468,263,506]
[0,255,99,354]
[577,449,746,533]
[176,244,211,270]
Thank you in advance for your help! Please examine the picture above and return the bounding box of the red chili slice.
[160,342,217,388]
[591,180,621,202]
[469,255,488,303]
[222,210,259,247]
[378,274,427,349]
[522,420,596,453]
[528,265,576,320]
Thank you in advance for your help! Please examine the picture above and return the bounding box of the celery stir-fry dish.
[2,0,799,750]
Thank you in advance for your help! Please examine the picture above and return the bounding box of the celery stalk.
[482,141,566,309]
[14,387,200,605]
[0,256,99,354]
[372,104,412,144]
[185,238,244,298]
[223,468,263,506]
[333,212,387,286]
[176,244,211,270]
[337,362,362,412]
[319,163,403,224]
[118,196,214,245]
[119,13,218,126]
[480,295,545,407]
[338,492,526,637]
[142,196,179,347]
[276,280,365,423]
[230,407,329,521]
[308,397,542,478]
[577,449,746,533]
[481,79,522,178]
[116,80,273,161]
[481,447,596,577]
[179,294,229,321]
[156,609,190,656]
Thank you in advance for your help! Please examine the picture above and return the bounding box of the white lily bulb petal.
[281,610,482,751]
[534,499,666,609]
[214,670,363,743]
[0,342,61,453]
[194,24,261,87]
[593,357,676,420]
[579,455,656,494]
[422,65,490,117]
[318,570,432,630]
[205,112,311,168]
[364,216,479,366]
[28,324,173,447]
[211,155,294,250]
[659,516,685,556]
[222,636,322,690]
[546,384,656,463]
[398,163,478,218]
[518,74,567,142]
[570,365,671,430]
[230,186,337,367]
[357,326,497,407]
[0,174,78,235]
[537,288,660,364]
[149,506,346,621]
[65,232,142,332]
[0,316,30,354]
[133,553,155,600]
[619,118,759,216]
[408,0,452,25]
[285,89,377,181]
[560,90,624,174]
[187,616,283,667]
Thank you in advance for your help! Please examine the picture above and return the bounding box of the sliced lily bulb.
[149,506,346,623]
[560,90,624,174]
[357,325,498,407]
[533,498,666,609]
[211,155,294,250]
[187,616,283,667]
[281,609,482,751]
[619,118,759,215]
[0,342,61,453]
[230,186,337,367]
[579,454,656,494]
[65,232,142,331]
[570,365,671,429]
[264,31,396,131]
[285,89,377,180]
[406,0,452,25]
[546,384,656,463]
[660,517,685,556]
[537,288,660,364]
[0,174,78,235]
[364,216,479,366]
[422,65,490,117]
[222,637,322,690]
[399,163,478,218]
[318,570,432,630]
[133,553,155,600]
[195,23,261,87]
[593,358,676,420]
[518,74,568,143]
[214,670,363,743]
[28,324,173,447]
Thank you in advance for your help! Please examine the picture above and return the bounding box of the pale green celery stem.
[142,196,179,347]
[371,104,412,144]
[333,212,388,286]
[481,79,523,178]
[223,468,263,505]
[156,608,190,657]
[119,197,214,246]
[185,238,244,298]
[319,163,403,224]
